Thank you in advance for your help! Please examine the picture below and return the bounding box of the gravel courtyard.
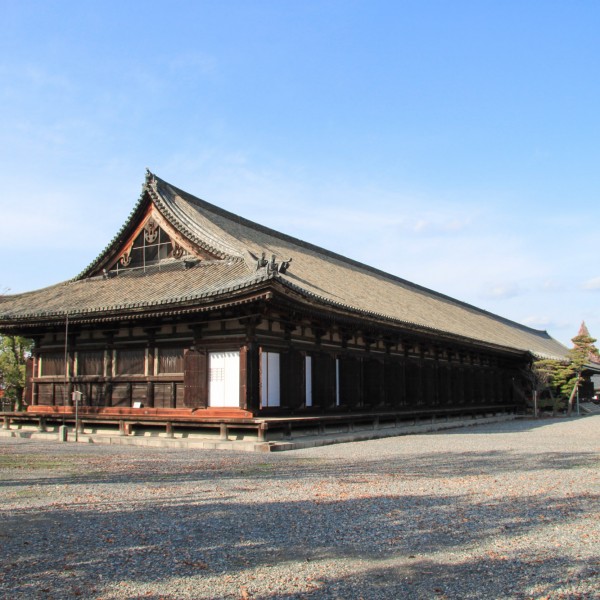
[1,417,599,600]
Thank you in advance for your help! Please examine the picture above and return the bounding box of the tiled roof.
[0,260,265,321]
[0,172,568,359]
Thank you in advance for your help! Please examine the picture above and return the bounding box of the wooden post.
[257,422,266,441]
[146,382,155,409]
[240,343,260,413]
[219,423,228,440]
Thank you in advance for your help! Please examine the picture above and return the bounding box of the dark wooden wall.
[26,307,525,416]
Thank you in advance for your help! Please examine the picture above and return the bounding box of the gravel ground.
[1,416,599,600]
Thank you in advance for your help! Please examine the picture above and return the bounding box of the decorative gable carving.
[144,217,159,244]
[91,207,219,277]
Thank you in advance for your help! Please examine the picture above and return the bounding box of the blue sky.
[1,0,599,346]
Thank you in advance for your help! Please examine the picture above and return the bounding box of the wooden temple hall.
[0,171,568,444]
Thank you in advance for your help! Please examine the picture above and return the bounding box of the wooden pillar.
[239,316,261,414]
[461,355,470,405]
[65,333,76,407]
[433,349,441,406]
[358,357,365,407]
[146,336,155,409]
[240,343,260,413]
[400,351,407,407]
[144,327,160,409]
[23,356,35,404]
[170,382,177,409]
[31,350,40,406]
[417,348,425,406]
[146,382,155,409]
[458,352,469,404]
[445,357,452,406]
[103,332,114,407]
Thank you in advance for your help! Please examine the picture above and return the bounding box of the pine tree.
[561,322,600,415]
[531,322,600,415]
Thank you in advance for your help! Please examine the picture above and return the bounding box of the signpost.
[72,391,83,442]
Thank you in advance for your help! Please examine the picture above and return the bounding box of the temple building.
[0,171,569,441]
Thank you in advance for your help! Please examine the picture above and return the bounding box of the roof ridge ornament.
[256,252,292,274]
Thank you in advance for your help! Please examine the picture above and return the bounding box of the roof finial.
[578,321,591,338]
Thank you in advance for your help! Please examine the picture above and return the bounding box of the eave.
[266,278,533,359]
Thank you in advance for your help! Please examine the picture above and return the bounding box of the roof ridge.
[148,176,243,260]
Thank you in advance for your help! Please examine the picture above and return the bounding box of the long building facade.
[0,172,568,437]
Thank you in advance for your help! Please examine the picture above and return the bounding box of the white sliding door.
[208,351,240,407]
[261,351,280,407]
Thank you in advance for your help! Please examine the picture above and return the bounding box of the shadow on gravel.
[1,448,598,489]
[2,485,599,598]
[434,415,598,435]
[249,555,600,599]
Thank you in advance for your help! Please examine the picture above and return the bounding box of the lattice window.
[110,218,186,274]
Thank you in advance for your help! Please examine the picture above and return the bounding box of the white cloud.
[522,315,555,329]
[582,277,600,290]
[540,279,564,292]
[480,282,524,300]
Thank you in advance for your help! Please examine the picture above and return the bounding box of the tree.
[0,335,33,411]
[531,322,600,416]
[561,322,600,415]
[531,358,564,416]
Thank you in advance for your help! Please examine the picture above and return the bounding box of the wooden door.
[183,349,207,409]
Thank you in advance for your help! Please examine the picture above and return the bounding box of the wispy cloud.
[582,277,600,290]
[480,282,524,300]
[0,63,75,94]
[522,315,553,329]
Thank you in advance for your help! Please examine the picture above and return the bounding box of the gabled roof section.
[77,171,245,280]
[1,171,569,360]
